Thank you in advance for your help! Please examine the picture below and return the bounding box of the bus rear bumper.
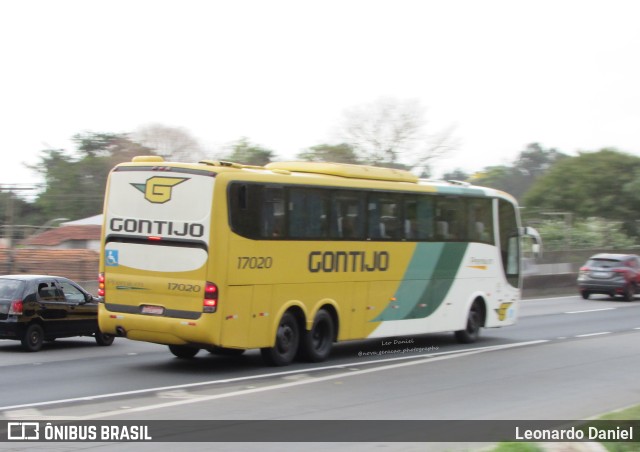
[99,311,218,346]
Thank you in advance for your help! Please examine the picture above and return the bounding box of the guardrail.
[523,273,578,298]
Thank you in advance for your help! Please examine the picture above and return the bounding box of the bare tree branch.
[132,123,205,162]
[337,98,458,173]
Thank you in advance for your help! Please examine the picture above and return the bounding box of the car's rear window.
[586,259,623,268]
[0,279,25,299]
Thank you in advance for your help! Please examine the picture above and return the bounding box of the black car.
[577,253,640,301]
[0,275,115,351]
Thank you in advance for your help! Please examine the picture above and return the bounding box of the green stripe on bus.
[373,242,468,321]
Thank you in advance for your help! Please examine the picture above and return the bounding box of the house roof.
[20,225,102,247]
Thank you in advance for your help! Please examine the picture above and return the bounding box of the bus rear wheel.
[454,300,483,344]
[299,309,334,362]
[261,311,300,366]
[95,331,115,346]
[169,345,200,359]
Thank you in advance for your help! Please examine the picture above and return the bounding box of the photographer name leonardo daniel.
[516,425,633,441]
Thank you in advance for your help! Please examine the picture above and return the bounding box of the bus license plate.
[141,305,164,315]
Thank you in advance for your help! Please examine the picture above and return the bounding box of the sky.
[1,0,639,188]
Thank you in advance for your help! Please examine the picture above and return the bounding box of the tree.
[535,218,634,251]
[337,97,457,173]
[471,143,568,200]
[224,137,277,166]
[441,168,470,182]
[27,132,155,221]
[523,148,640,235]
[296,143,360,164]
[132,123,205,162]
[514,143,567,177]
[72,131,153,165]
[0,187,43,242]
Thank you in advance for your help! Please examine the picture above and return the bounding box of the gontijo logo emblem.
[131,177,188,204]
[495,302,513,321]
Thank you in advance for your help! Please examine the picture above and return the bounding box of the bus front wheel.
[454,300,483,344]
[261,311,300,366]
[299,309,334,362]
[168,344,200,359]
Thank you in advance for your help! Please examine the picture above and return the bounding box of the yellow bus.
[98,156,540,366]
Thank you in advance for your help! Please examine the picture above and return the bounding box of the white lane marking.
[575,332,611,338]
[0,340,547,413]
[565,308,615,314]
[77,340,549,420]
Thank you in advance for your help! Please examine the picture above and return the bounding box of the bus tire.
[261,311,300,366]
[168,344,200,359]
[299,309,334,362]
[454,300,483,344]
[208,346,246,356]
[95,331,115,346]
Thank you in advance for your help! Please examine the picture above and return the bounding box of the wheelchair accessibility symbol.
[106,250,119,267]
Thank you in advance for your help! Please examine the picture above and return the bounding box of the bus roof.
[120,156,516,202]
[264,161,419,183]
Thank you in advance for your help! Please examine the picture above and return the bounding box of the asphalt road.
[0,294,639,451]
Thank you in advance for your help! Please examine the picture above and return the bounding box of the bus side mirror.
[522,226,542,259]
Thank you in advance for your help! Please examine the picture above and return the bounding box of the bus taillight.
[203,282,218,313]
[98,272,106,298]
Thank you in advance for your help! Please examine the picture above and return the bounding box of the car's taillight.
[614,269,630,280]
[98,272,106,298]
[9,300,23,315]
[203,282,218,313]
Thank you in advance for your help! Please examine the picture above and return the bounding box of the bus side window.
[288,187,329,239]
[368,193,401,240]
[414,196,434,240]
[435,197,465,241]
[436,221,450,240]
[261,187,285,238]
[331,191,365,239]
[229,183,261,239]
[468,198,494,244]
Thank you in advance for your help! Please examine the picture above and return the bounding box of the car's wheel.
[261,311,300,366]
[208,346,246,356]
[21,324,44,352]
[95,331,115,346]
[581,291,590,300]
[299,309,334,362]
[454,300,483,344]
[168,345,200,359]
[624,284,635,302]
